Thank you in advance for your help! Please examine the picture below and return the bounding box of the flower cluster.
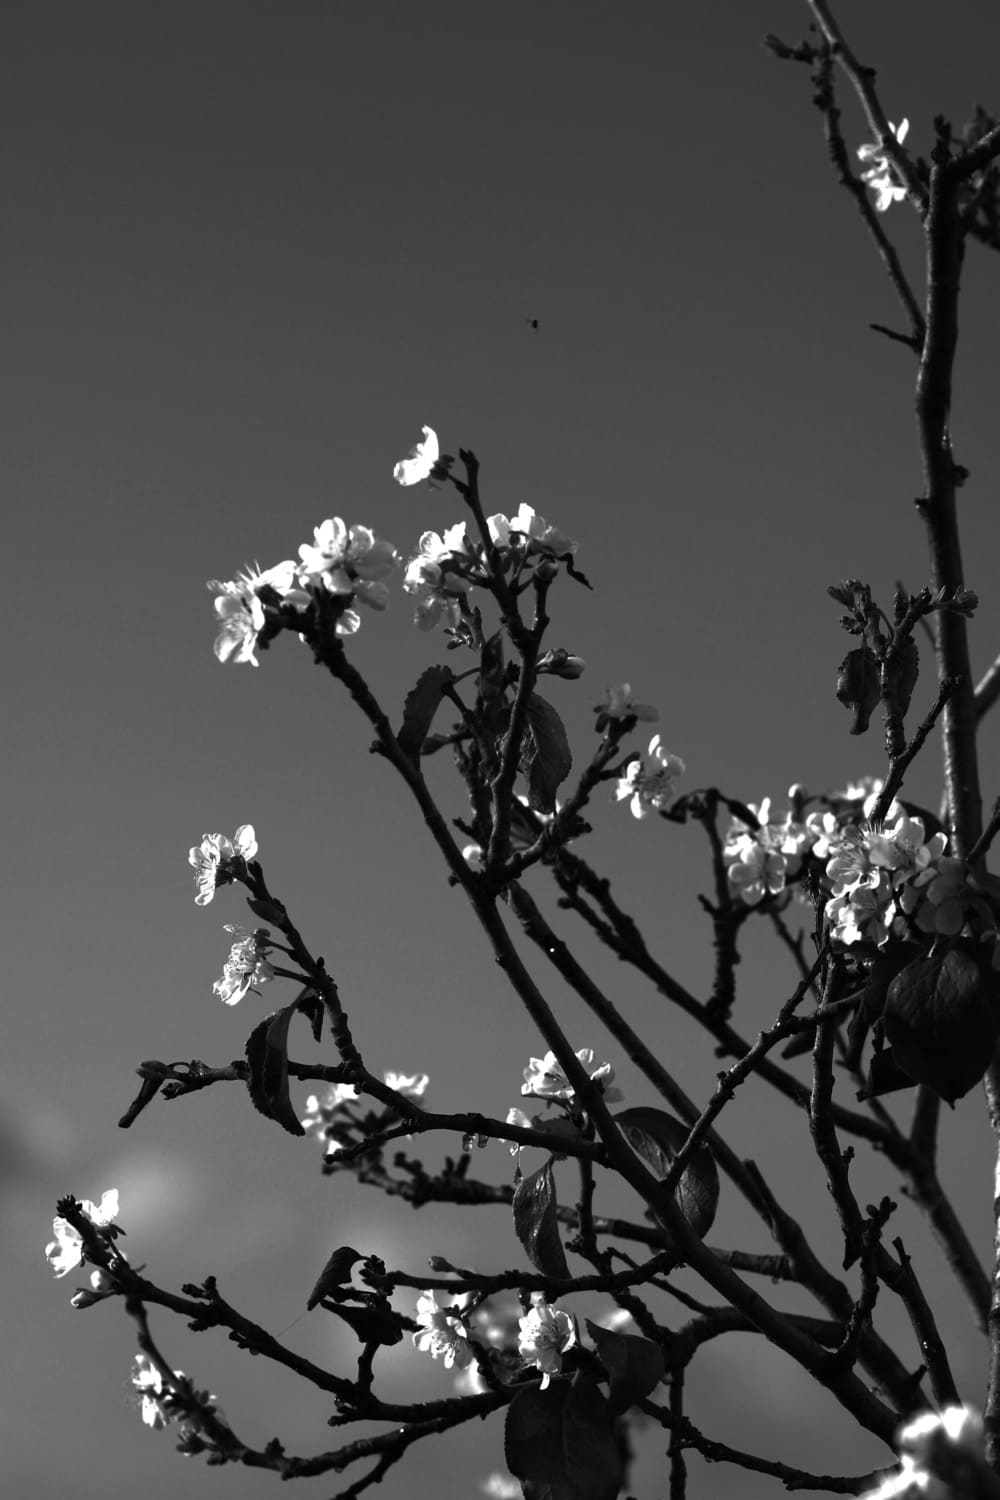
[188,825,257,906]
[301,1081,361,1162]
[130,1355,222,1444]
[212,924,274,1005]
[860,1405,984,1499]
[615,735,685,819]
[46,1190,121,1280]
[521,1047,623,1105]
[722,783,998,960]
[209,518,399,664]
[857,118,910,212]
[403,522,474,630]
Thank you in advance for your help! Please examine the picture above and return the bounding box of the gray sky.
[8,3,1000,1497]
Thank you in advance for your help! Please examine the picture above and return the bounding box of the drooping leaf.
[512,1157,569,1279]
[614,1106,719,1244]
[585,1319,665,1412]
[521,694,572,813]
[883,943,999,1103]
[505,1374,622,1500]
[397,664,454,762]
[245,1003,305,1135]
[836,646,880,734]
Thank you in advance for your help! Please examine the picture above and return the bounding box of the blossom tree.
[45,4,1000,1497]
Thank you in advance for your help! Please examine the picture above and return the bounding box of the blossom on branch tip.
[393,425,440,486]
[595,683,659,732]
[521,1047,623,1104]
[488,503,577,559]
[296,519,399,632]
[46,1190,120,1278]
[411,1290,474,1369]
[615,735,685,818]
[517,1296,576,1388]
[207,561,307,666]
[188,825,257,906]
[212,924,274,1005]
[857,118,910,212]
[480,1474,522,1499]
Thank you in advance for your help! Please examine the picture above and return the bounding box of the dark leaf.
[585,1320,665,1412]
[295,988,325,1044]
[505,1374,622,1500]
[397,665,454,763]
[836,646,880,734]
[522,694,572,813]
[614,1106,719,1243]
[245,1004,305,1135]
[858,1045,918,1101]
[325,1301,404,1346]
[512,1158,570,1279]
[884,943,998,1103]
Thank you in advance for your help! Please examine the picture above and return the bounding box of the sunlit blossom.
[188,825,257,906]
[411,1290,474,1369]
[46,1190,120,1279]
[70,1267,117,1309]
[131,1354,175,1430]
[296,518,399,631]
[403,523,473,630]
[615,735,685,818]
[723,799,810,906]
[858,118,910,212]
[393,425,440,486]
[212,924,274,1005]
[521,1047,623,1104]
[207,560,307,666]
[517,1297,576,1388]
[487,503,577,558]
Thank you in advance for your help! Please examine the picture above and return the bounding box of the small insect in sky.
[524,317,539,331]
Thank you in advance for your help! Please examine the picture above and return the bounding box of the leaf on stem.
[397,664,454,763]
[521,694,572,813]
[883,942,999,1103]
[615,1106,719,1242]
[505,1373,622,1500]
[585,1319,665,1413]
[245,1003,306,1135]
[836,646,880,734]
[512,1157,570,1279]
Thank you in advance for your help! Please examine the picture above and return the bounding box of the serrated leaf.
[884,943,998,1103]
[614,1106,719,1244]
[244,1003,305,1135]
[521,694,572,813]
[836,646,880,735]
[505,1375,622,1500]
[512,1158,569,1278]
[397,665,454,762]
[585,1320,665,1412]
